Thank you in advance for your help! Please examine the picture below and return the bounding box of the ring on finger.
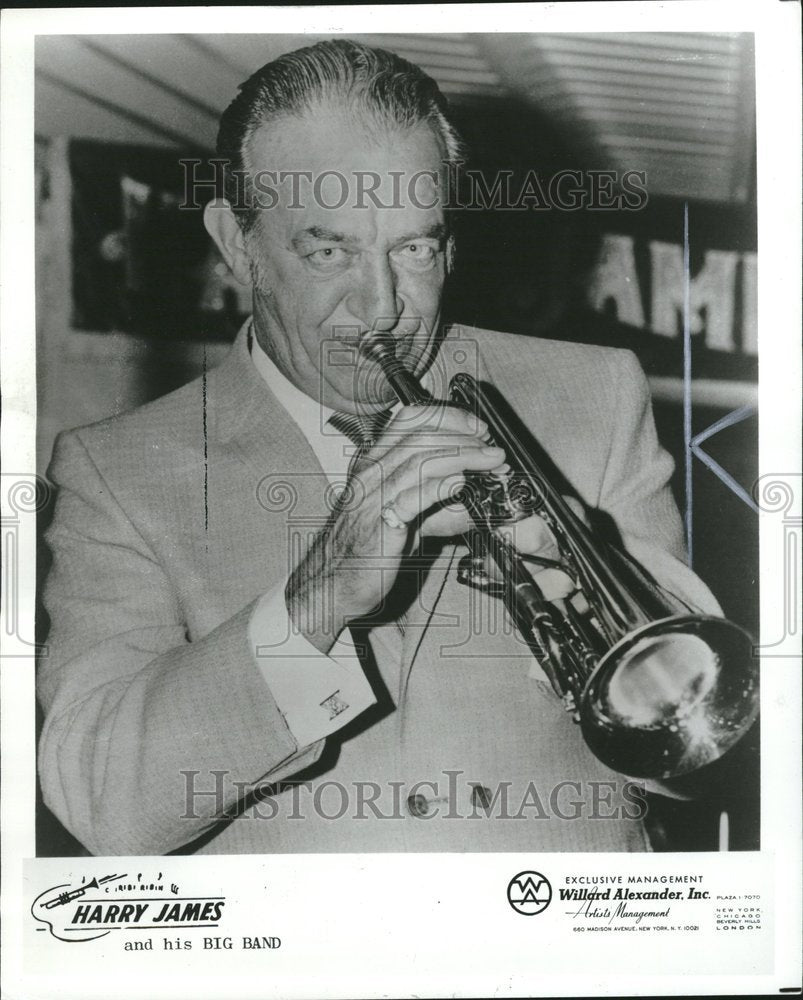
[380,501,407,531]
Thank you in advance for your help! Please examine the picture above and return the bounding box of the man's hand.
[285,403,592,652]
[493,498,588,602]
[286,404,506,653]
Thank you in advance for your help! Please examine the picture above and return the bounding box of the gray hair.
[216,38,464,231]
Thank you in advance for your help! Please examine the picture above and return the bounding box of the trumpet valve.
[456,552,505,596]
[470,470,540,525]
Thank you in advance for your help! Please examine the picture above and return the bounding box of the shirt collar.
[249,322,336,436]
[248,321,430,426]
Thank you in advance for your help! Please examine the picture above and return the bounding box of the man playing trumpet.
[38,40,742,856]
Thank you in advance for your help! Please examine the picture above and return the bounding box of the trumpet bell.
[580,616,759,778]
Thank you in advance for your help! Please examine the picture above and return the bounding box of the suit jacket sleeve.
[598,350,721,616]
[38,429,323,856]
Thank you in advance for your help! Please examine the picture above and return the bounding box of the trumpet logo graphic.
[507,871,552,916]
[32,873,129,942]
[30,871,200,943]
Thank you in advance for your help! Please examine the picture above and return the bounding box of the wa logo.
[507,871,552,916]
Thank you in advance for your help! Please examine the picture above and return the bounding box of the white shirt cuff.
[248,585,377,748]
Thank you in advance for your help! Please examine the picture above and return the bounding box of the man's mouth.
[328,329,431,385]
[341,332,416,362]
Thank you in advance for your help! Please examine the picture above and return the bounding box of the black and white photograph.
[33,27,762,857]
[2,4,801,998]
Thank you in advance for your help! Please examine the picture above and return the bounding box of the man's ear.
[445,233,456,274]
[203,198,252,287]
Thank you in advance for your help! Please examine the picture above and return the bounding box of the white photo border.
[2,3,800,997]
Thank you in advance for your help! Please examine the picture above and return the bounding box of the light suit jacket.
[38,325,718,856]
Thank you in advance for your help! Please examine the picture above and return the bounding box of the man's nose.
[346,258,403,332]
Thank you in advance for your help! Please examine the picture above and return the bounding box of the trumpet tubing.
[361,332,759,779]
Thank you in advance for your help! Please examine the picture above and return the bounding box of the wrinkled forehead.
[243,104,448,234]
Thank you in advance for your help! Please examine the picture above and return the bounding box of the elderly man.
[38,39,720,856]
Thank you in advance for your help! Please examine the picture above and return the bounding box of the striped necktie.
[327,408,393,451]
[327,409,395,481]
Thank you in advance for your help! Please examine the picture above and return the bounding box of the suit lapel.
[207,325,333,592]
[214,324,330,495]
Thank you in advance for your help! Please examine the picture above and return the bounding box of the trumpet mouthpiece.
[359,331,397,366]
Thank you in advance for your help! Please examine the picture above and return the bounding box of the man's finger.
[419,503,473,538]
[496,513,559,557]
[385,472,466,526]
[529,567,576,601]
[382,404,487,442]
[383,444,506,497]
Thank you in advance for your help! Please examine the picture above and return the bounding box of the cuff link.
[320,691,349,720]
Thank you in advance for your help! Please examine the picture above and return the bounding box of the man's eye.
[401,243,434,259]
[306,247,349,270]
[393,243,437,268]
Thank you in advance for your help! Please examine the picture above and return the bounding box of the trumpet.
[361,332,759,779]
